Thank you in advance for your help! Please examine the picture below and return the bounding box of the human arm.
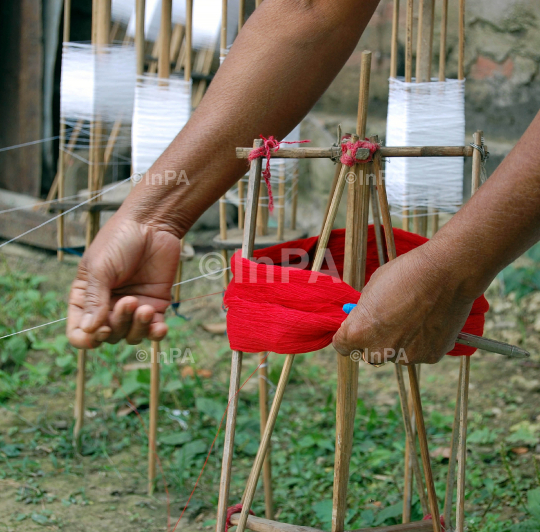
[67,0,381,348]
[333,111,540,364]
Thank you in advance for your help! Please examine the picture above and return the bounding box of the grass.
[1,245,540,531]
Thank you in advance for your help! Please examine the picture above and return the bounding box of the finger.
[332,306,370,357]
[80,264,113,334]
[106,296,139,344]
[125,305,155,345]
[148,318,168,342]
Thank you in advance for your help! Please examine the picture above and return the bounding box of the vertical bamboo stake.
[321,162,342,233]
[148,0,174,495]
[73,349,86,443]
[438,0,448,81]
[258,352,273,519]
[376,169,441,532]
[331,51,371,532]
[290,166,298,230]
[239,0,245,31]
[216,140,263,532]
[390,0,400,79]
[148,341,160,495]
[458,0,465,81]
[238,179,245,230]
[220,249,230,289]
[136,0,145,76]
[416,0,435,82]
[455,130,482,532]
[57,0,72,262]
[185,0,192,81]
[277,162,286,240]
[405,0,414,83]
[443,361,463,527]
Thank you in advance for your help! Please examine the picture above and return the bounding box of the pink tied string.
[340,138,379,167]
[225,504,255,532]
[423,514,446,531]
[247,135,310,212]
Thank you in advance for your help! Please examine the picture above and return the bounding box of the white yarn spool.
[60,42,136,124]
[132,74,191,174]
[385,78,465,215]
[126,0,221,49]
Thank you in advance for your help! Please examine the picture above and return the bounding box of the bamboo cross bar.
[236,146,476,159]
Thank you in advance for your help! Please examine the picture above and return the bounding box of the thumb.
[332,305,369,356]
[80,268,112,333]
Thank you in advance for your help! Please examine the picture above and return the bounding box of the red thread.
[224,227,489,356]
[247,135,310,212]
[423,514,446,531]
[225,504,255,532]
[340,138,379,167]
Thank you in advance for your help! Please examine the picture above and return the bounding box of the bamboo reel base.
[228,513,434,532]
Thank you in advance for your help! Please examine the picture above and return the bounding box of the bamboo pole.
[416,0,435,82]
[277,163,286,241]
[458,0,465,81]
[148,341,160,495]
[455,131,482,532]
[438,0,448,81]
[321,161,342,234]
[216,140,263,532]
[236,146,477,159]
[238,179,245,230]
[390,0,400,79]
[136,0,145,75]
[239,0,245,31]
[405,0,414,83]
[185,0,192,81]
[259,352,274,519]
[57,0,72,262]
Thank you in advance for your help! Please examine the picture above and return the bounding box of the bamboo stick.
[57,0,72,262]
[438,0,448,81]
[221,249,230,289]
[238,179,245,230]
[148,341,160,495]
[390,0,400,79]
[136,0,145,75]
[290,166,299,230]
[332,50,372,532]
[321,161,342,234]
[215,140,263,532]
[458,0,465,81]
[455,130,482,531]
[236,146,476,159]
[239,0,245,31]
[416,0,435,82]
[277,163,286,240]
[73,348,86,444]
[185,0,192,81]
[405,0,414,82]
[443,362,463,527]
[259,352,274,519]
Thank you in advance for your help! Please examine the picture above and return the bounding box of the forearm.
[430,111,540,298]
[122,0,379,238]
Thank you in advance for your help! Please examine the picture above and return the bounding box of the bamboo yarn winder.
[215,47,520,532]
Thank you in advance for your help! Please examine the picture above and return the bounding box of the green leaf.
[527,488,540,520]
[6,336,28,365]
[374,502,402,526]
[312,500,333,528]
[15,513,27,522]
[31,513,49,525]
[164,379,183,393]
[159,432,192,446]
[55,354,75,369]
[1,444,21,457]
[112,379,142,399]
[196,397,225,423]
[468,428,498,445]
[175,439,207,466]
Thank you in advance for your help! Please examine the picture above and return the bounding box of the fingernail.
[81,313,93,332]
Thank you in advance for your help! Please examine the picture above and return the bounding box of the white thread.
[172,267,230,287]
[385,78,465,215]
[0,177,132,250]
[111,0,134,24]
[0,318,67,341]
[0,269,229,341]
[61,42,136,124]
[132,75,191,175]
[125,0,221,49]
[0,136,60,153]
[0,192,85,215]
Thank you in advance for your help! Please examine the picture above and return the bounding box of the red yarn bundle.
[224,227,489,356]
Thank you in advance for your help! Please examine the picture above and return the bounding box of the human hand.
[332,241,477,365]
[67,213,181,349]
